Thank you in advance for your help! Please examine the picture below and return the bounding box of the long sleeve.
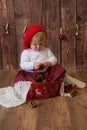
[20,50,34,71]
[20,48,57,72]
[47,48,57,66]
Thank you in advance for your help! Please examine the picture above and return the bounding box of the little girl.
[13,25,66,101]
[14,25,66,83]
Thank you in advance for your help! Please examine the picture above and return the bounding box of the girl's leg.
[14,70,37,83]
[45,64,66,82]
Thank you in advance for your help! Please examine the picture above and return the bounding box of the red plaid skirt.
[14,64,66,100]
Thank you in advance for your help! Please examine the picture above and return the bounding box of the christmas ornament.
[33,73,44,82]
[30,100,38,108]
[23,25,27,34]
[76,24,79,36]
[59,27,64,40]
[64,82,77,97]
[5,23,10,35]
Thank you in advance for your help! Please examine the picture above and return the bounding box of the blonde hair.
[31,31,46,42]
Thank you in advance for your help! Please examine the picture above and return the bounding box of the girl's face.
[30,39,45,51]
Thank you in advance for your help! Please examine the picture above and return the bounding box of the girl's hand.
[33,62,42,70]
[43,61,52,69]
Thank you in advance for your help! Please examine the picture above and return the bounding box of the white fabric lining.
[0,81,32,108]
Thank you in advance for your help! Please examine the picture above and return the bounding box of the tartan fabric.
[14,64,66,100]
[14,64,65,83]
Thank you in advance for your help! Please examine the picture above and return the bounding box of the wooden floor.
[0,69,87,130]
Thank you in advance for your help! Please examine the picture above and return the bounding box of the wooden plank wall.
[61,0,76,68]
[76,0,87,68]
[0,0,18,69]
[0,0,87,70]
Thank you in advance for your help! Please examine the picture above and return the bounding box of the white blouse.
[20,47,57,72]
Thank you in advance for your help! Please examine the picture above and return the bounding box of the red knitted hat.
[23,25,47,49]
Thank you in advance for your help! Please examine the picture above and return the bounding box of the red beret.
[23,25,47,49]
